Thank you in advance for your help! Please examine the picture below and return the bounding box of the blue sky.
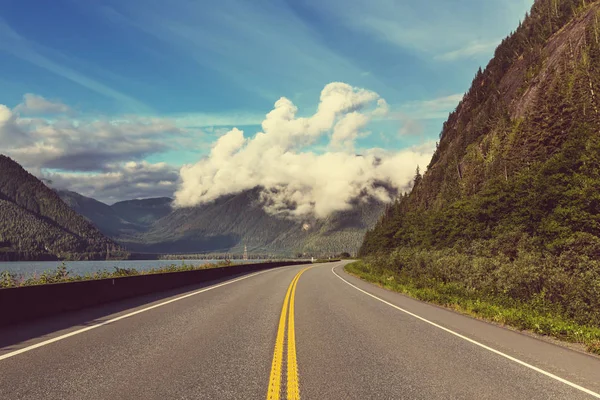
[0,0,534,203]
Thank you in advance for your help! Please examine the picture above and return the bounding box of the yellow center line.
[287,269,301,400]
[266,274,296,400]
[266,267,311,400]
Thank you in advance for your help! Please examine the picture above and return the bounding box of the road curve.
[1,261,599,399]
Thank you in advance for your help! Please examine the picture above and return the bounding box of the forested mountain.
[63,187,384,256]
[126,187,384,255]
[362,0,600,256]
[359,0,600,327]
[0,155,128,261]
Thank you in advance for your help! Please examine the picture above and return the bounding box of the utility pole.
[243,245,248,261]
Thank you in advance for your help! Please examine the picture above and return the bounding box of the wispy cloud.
[91,1,368,99]
[300,0,531,58]
[0,19,149,112]
[388,93,464,121]
[436,40,501,61]
[14,94,72,115]
[168,112,265,129]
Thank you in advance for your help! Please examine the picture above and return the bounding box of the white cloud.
[331,112,370,151]
[391,93,464,120]
[174,82,433,219]
[419,93,465,111]
[14,93,71,115]
[301,0,532,58]
[91,0,370,99]
[168,112,264,128]
[436,40,501,61]
[398,118,424,137]
[1,86,443,206]
[0,104,31,146]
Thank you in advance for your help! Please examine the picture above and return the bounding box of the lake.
[0,259,250,278]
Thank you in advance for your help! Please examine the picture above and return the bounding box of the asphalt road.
[1,261,600,399]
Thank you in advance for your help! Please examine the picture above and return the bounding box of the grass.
[0,260,236,289]
[345,260,600,356]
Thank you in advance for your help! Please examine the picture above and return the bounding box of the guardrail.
[0,261,307,327]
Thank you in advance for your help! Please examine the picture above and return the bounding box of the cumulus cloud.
[174,82,433,219]
[14,93,71,115]
[0,104,31,146]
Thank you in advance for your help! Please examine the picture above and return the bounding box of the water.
[0,259,238,279]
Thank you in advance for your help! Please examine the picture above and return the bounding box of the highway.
[1,261,600,399]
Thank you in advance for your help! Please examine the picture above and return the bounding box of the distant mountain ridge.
[56,190,172,237]
[58,187,385,256]
[0,155,127,261]
[111,197,173,227]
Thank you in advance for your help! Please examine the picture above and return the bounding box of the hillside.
[56,190,171,236]
[56,189,142,237]
[359,0,600,334]
[58,187,384,256]
[120,188,385,256]
[362,0,600,256]
[111,197,173,227]
[0,155,128,261]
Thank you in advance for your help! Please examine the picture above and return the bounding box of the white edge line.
[0,267,282,362]
[332,265,600,399]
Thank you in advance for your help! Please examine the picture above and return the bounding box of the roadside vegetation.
[357,0,600,356]
[0,260,235,289]
[347,255,600,356]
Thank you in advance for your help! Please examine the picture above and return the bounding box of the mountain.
[56,189,140,237]
[56,190,171,236]
[58,187,384,256]
[111,197,173,227]
[361,0,600,257]
[358,0,600,330]
[128,188,384,255]
[0,155,128,261]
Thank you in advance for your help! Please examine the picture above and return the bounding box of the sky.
[0,0,534,214]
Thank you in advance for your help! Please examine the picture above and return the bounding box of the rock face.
[361,0,600,256]
[0,155,127,261]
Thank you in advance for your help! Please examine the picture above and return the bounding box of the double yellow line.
[266,267,311,400]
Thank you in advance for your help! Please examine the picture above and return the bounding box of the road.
[1,261,600,399]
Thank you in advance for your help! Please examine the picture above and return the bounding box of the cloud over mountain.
[175,82,433,218]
